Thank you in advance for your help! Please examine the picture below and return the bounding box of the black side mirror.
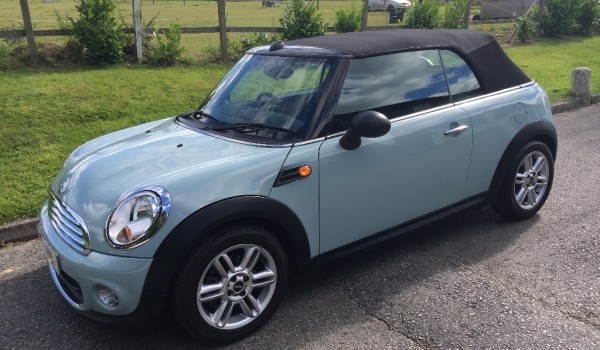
[339,111,391,150]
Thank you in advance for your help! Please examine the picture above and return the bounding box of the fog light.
[97,285,119,309]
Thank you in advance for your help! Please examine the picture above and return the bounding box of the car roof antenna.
[269,41,285,52]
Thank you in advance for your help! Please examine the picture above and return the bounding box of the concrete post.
[572,67,592,105]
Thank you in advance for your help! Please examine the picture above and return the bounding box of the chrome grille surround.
[48,189,91,255]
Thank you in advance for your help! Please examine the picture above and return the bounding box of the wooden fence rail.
[0,20,514,39]
[0,25,410,39]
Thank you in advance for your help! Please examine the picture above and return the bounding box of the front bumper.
[39,202,153,316]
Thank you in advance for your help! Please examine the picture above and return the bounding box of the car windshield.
[194,54,336,142]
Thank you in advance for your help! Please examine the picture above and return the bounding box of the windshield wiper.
[204,123,298,136]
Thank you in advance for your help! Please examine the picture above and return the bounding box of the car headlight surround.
[105,186,171,249]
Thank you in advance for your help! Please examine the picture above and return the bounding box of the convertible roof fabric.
[284,29,531,94]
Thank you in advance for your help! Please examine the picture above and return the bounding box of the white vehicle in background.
[367,0,411,13]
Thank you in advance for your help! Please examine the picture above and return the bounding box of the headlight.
[105,186,171,248]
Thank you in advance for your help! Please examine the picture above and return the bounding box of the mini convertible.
[39,29,557,343]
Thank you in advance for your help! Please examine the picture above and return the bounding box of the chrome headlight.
[105,186,171,249]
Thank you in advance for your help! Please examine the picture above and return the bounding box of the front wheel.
[492,141,554,220]
[171,225,289,343]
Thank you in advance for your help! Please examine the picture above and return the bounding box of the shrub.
[238,32,278,53]
[205,33,279,63]
[70,0,126,65]
[406,0,441,29]
[442,0,468,29]
[540,0,578,37]
[0,43,13,70]
[147,23,185,66]
[334,3,362,33]
[514,15,536,43]
[279,0,327,41]
[574,0,600,35]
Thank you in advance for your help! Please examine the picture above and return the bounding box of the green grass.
[0,64,229,224]
[505,36,600,102]
[0,34,599,225]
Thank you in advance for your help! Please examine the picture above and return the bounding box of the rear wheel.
[171,225,289,343]
[493,141,554,220]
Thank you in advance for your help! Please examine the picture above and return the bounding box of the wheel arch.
[488,119,557,202]
[140,196,311,297]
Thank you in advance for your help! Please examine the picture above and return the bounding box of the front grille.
[48,189,90,254]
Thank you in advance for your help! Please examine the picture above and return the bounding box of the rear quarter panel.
[458,83,552,198]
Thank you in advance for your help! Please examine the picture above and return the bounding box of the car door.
[318,50,474,253]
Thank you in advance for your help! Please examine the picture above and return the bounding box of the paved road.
[2,104,600,349]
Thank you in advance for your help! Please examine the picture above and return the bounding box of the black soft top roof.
[280,29,531,94]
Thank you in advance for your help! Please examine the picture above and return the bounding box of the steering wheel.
[256,92,285,111]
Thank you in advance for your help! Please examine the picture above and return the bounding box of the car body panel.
[319,105,472,252]
[269,141,322,257]
[39,204,152,314]
[368,0,410,12]
[458,83,552,198]
[51,117,291,258]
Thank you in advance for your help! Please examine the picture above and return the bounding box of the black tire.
[492,141,554,220]
[171,225,289,343]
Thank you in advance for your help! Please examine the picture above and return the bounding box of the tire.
[492,141,554,220]
[171,225,289,343]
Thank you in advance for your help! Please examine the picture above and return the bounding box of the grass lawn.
[0,64,229,225]
[505,36,600,102]
[0,34,599,225]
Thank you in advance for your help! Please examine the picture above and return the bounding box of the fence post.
[132,0,143,63]
[463,0,472,29]
[217,0,228,62]
[536,0,544,37]
[361,0,369,31]
[19,0,36,56]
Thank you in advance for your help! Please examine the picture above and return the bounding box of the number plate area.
[40,233,61,274]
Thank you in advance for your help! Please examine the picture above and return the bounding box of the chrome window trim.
[324,81,535,140]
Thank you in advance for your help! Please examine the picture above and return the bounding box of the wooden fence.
[1,0,515,62]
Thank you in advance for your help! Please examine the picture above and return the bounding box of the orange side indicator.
[298,165,312,177]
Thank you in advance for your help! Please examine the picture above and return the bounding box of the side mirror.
[339,111,391,150]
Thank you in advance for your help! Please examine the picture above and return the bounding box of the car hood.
[51,117,292,256]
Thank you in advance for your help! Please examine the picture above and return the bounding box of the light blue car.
[38,29,557,343]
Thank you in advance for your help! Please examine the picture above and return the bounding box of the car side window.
[326,50,451,135]
[439,50,481,101]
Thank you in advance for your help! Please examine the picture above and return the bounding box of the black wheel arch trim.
[488,119,557,202]
[140,195,311,297]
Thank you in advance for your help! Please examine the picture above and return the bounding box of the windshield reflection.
[198,54,335,141]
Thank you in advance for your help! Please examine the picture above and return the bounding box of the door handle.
[444,124,469,136]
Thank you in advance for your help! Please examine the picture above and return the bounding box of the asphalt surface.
[2,104,600,349]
